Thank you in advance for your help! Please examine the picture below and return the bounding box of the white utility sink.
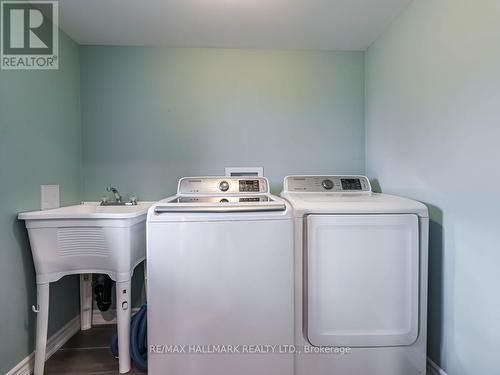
[19,201,152,219]
[18,201,152,375]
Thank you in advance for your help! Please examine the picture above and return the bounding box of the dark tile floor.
[44,325,144,374]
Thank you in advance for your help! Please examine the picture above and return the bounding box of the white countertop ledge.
[18,201,153,220]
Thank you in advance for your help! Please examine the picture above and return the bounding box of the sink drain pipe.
[94,274,113,312]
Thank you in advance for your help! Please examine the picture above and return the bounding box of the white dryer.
[281,175,429,375]
[147,177,294,375]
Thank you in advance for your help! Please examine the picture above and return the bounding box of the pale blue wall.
[365,1,500,374]
[80,47,365,199]
[0,31,82,373]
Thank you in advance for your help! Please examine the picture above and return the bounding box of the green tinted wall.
[80,47,365,199]
[0,31,82,373]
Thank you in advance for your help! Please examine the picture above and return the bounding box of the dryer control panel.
[283,175,371,193]
[178,177,269,195]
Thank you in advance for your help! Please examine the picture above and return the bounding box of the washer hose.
[110,304,148,372]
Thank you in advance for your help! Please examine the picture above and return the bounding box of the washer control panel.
[284,175,371,193]
[178,177,269,195]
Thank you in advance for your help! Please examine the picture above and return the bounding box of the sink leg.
[34,283,50,375]
[116,279,132,373]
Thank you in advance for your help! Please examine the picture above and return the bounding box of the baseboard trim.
[427,357,447,375]
[92,307,140,325]
[6,315,80,375]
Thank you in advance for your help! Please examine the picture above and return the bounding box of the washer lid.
[149,176,292,221]
[153,197,286,214]
[148,193,292,222]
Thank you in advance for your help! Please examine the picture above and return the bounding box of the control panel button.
[219,198,229,203]
[321,179,334,190]
[219,181,230,192]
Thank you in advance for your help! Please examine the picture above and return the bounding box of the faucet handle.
[129,195,138,205]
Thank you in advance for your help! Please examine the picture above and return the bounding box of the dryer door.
[306,214,419,347]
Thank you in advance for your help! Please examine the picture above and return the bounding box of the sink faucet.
[106,187,122,203]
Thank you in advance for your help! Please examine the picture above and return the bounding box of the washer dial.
[321,179,334,190]
[219,181,230,192]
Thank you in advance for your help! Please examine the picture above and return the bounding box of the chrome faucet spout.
[106,187,122,203]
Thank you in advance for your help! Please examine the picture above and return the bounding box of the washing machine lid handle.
[154,203,286,214]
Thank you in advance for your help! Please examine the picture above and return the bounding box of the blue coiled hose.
[110,304,148,372]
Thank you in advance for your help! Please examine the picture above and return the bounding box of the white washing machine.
[147,176,294,375]
[281,175,429,375]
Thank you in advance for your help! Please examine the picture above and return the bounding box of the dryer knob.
[322,179,334,190]
[219,181,230,192]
